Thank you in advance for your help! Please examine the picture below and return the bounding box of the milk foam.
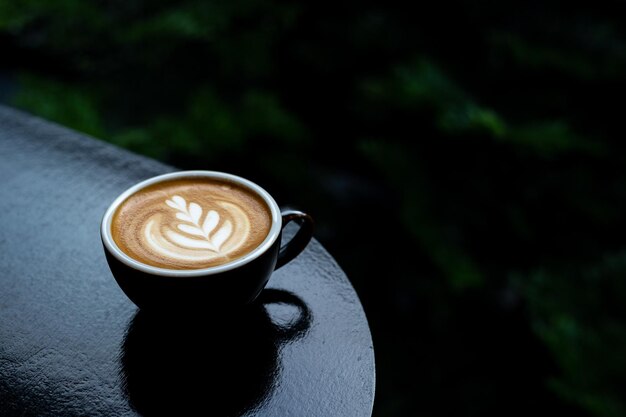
[111,178,272,269]
[143,196,251,262]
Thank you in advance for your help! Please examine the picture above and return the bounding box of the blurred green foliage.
[2,1,626,416]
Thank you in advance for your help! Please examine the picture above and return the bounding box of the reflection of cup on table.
[101,171,314,309]
[121,289,312,416]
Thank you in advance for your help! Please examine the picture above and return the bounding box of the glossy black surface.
[0,105,375,416]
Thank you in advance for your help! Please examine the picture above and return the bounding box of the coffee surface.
[111,178,272,269]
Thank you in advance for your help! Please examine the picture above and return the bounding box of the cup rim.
[100,170,282,277]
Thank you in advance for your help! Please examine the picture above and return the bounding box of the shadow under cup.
[100,171,313,310]
[120,289,312,416]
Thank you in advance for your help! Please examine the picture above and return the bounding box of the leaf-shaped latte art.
[165,195,232,252]
[142,195,251,264]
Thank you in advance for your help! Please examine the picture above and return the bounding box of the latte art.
[111,178,272,269]
[144,196,250,261]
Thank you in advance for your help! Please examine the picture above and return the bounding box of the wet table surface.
[0,105,375,416]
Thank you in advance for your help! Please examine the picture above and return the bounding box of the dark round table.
[0,106,375,416]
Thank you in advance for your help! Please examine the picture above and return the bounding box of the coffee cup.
[100,171,314,310]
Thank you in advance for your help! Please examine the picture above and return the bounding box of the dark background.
[1,1,625,416]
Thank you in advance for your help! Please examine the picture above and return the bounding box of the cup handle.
[275,210,314,269]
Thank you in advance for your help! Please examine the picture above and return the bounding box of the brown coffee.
[111,178,272,269]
